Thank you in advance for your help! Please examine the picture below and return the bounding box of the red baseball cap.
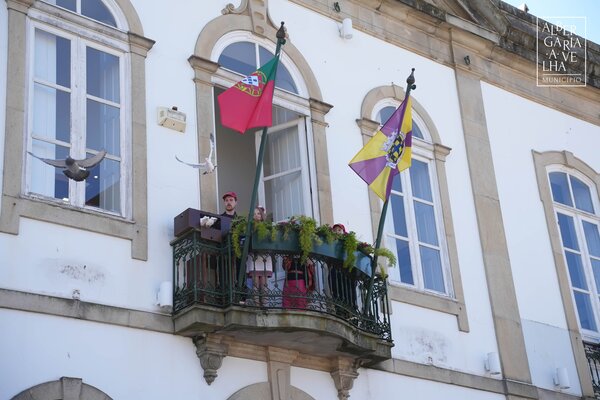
[332,223,346,233]
[222,191,237,200]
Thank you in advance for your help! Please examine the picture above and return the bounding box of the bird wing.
[207,133,215,161]
[175,155,207,168]
[77,150,107,168]
[27,151,67,168]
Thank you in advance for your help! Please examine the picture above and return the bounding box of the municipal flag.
[349,96,413,201]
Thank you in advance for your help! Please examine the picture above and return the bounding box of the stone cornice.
[128,32,155,57]
[290,0,600,127]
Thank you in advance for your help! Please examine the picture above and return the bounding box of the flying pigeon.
[28,149,107,182]
[175,133,217,175]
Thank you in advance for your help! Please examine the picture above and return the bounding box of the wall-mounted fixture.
[156,281,173,312]
[464,55,471,66]
[158,106,186,133]
[554,367,570,389]
[484,352,501,375]
[339,17,353,39]
[333,1,341,12]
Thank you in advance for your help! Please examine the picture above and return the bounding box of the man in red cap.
[221,191,238,217]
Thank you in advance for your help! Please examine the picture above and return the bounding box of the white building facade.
[1,0,599,399]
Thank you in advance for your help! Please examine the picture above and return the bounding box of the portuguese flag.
[218,55,279,134]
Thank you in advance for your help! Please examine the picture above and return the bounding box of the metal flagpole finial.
[407,68,416,91]
[276,21,286,44]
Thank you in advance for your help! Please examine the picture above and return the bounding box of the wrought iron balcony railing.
[171,229,392,341]
[585,342,600,398]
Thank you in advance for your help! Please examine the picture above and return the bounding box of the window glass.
[87,47,120,102]
[33,84,71,143]
[550,172,573,206]
[571,176,595,213]
[420,246,444,292]
[49,0,76,12]
[259,46,298,93]
[390,193,407,237]
[34,29,71,88]
[395,238,413,284]
[410,160,433,202]
[85,155,120,212]
[557,213,580,251]
[86,99,120,155]
[82,0,117,27]
[218,41,255,76]
[414,202,439,246]
[566,251,587,290]
[574,291,598,331]
[584,221,600,258]
[29,141,70,200]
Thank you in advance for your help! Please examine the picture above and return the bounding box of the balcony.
[170,213,393,378]
[584,342,600,398]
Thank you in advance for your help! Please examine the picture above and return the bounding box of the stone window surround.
[356,84,469,332]
[0,0,154,260]
[533,150,600,397]
[187,11,334,224]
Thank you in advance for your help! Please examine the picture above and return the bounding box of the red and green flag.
[217,55,279,134]
[348,96,413,201]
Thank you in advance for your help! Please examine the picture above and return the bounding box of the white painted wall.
[355,368,506,400]
[483,81,600,328]
[0,0,499,383]
[0,309,268,400]
[3,0,596,398]
[483,81,600,391]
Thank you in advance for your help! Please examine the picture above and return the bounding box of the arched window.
[375,103,452,295]
[549,168,600,336]
[212,33,315,222]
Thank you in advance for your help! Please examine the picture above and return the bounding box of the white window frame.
[549,166,600,341]
[375,101,453,297]
[24,13,132,219]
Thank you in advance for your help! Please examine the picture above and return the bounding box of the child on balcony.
[246,206,273,305]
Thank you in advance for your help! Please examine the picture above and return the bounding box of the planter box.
[250,230,373,277]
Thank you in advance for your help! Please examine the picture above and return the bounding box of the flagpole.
[363,68,416,315]
[237,22,287,290]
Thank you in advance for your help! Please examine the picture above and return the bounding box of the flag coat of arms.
[349,96,413,201]
[217,55,279,134]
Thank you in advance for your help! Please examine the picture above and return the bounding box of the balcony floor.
[174,303,393,364]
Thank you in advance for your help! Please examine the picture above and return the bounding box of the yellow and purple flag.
[349,96,412,201]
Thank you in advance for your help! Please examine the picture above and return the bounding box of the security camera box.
[173,208,225,242]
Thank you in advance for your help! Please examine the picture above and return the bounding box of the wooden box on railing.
[174,208,231,242]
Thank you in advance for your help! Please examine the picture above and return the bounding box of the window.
[378,107,452,295]
[213,35,315,221]
[27,5,127,216]
[28,24,126,215]
[1,0,153,259]
[550,169,600,336]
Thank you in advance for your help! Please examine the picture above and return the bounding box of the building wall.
[1,0,599,399]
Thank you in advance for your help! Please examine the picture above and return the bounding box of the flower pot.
[311,239,344,259]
